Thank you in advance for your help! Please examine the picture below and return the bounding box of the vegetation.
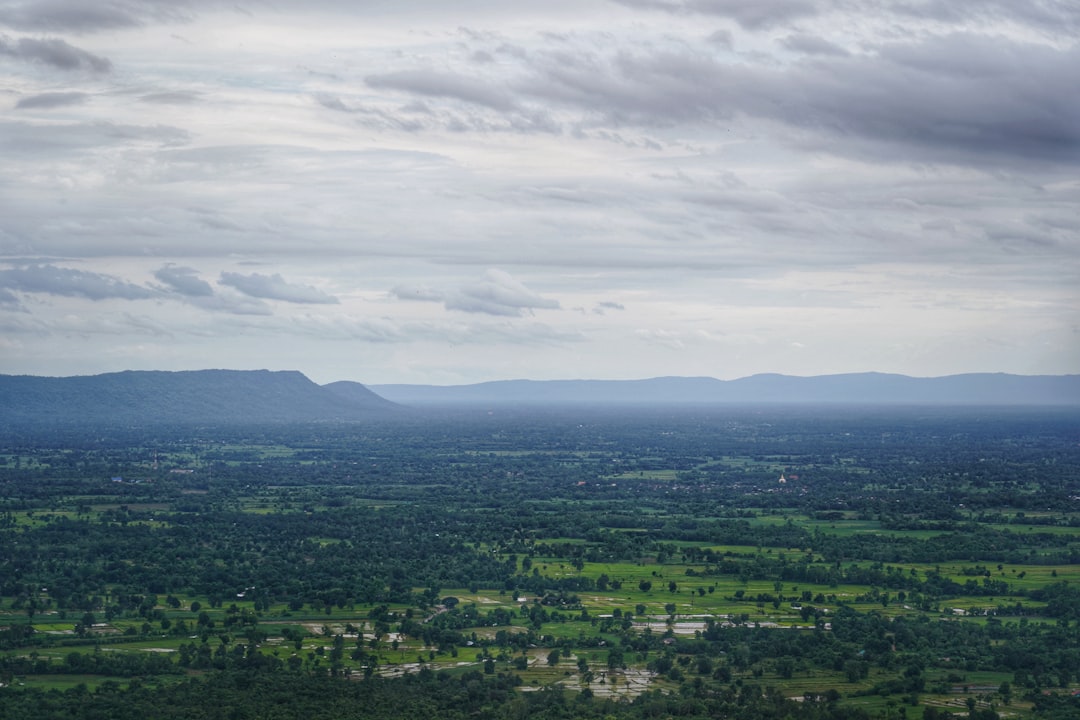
[1,405,1078,719]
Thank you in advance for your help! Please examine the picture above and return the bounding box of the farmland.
[1,406,1078,719]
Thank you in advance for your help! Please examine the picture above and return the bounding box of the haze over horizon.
[2,0,1078,385]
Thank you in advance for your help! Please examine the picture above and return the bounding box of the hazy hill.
[369,372,1080,407]
[0,369,399,426]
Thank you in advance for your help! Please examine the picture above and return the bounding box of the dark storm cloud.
[789,34,1080,164]
[14,91,88,109]
[523,34,1080,166]
[139,91,201,104]
[366,69,517,112]
[0,264,156,301]
[780,34,849,56]
[154,265,213,297]
[218,272,339,305]
[705,29,733,49]
[614,0,1080,35]
[525,49,733,126]
[889,0,1080,35]
[0,35,111,72]
[611,0,819,29]
[0,0,190,32]
[0,1,139,31]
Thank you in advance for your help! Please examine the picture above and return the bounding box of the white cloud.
[154,264,213,297]
[0,34,112,72]
[392,269,561,317]
[0,264,155,302]
[0,1,1076,381]
[446,269,560,317]
[389,283,444,303]
[219,272,339,305]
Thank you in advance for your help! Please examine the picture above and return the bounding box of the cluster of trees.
[1,408,1078,719]
[3,503,1075,619]
[0,666,891,720]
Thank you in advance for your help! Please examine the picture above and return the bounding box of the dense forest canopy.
[1,406,1078,719]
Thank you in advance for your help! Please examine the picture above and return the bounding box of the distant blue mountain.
[0,369,399,426]
[369,373,1080,407]
[3,371,1075,428]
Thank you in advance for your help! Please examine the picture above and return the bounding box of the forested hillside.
[0,370,398,426]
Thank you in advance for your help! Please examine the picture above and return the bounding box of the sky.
[1,0,1078,385]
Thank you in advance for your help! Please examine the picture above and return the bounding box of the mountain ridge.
[369,372,1080,406]
[2,371,1077,428]
[0,369,398,426]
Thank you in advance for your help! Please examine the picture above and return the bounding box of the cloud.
[139,91,201,104]
[366,69,517,112]
[611,0,819,29]
[154,265,213,297]
[615,0,1080,35]
[0,120,190,156]
[705,29,733,49]
[445,269,560,317]
[889,0,1080,36]
[522,34,1080,166]
[0,0,187,33]
[591,300,627,315]
[0,264,156,301]
[315,93,352,113]
[790,34,1080,165]
[686,0,819,28]
[0,35,112,72]
[189,293,273,316]
[0,2,1076,382]
[283,311,583,349]
[153,265,292,315]
[218,271,339,304]
[635,328,725,349]
[389,284,445,303]
[780,34,850,57]
[391,270,561,317]
[14,91,88,109]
